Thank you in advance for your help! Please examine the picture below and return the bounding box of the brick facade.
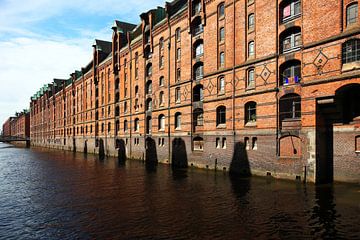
[24,0,360,183]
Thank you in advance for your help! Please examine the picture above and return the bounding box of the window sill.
[248,27,254,34]
[245,121,257,127]
[282,47,302,55]
[216,124,226,129]
[217,91,225,96]
[246,85,255,91]
[281,14,301,25]
[342,62,360,72]
[175,127,181,131]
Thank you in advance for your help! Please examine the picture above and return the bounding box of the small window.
[146,64,152,77]
[159,76,164,86]
[159,91,165,106]
[247,69,255,88]
[219,27,225,42]
[281,0,301,22]
[146,80,152,94]
[159,56,164,68]
[218,76,225,93]
[135,85,139,95]
[222,138,226,149]
[281,60,301,85]
[176,68,181,81]
[177,48,181,61]
[216,137,221,148]
[248,41,255,57]
[176,28,181,41]
[158,114,165,130]
[342,39,360,64]
[108,122,111,132]
[281,28,302,53]
[175,112,182,129]
[279,93,301,122]
[216,105,226,126]
[124,120,128,132]
[134,118,139,132]
[194,40,204,58]
[194,62,204,79]
[159,37,164,49]
[194,108,204,126]
[193,84,204,101]
[252,137,258,150]
[193,137,204,151]
[192,0,202,16]
[248,14,255,30]
[220,52,225,68]
[347,3,358,26]
[245,137,250,150]
[219,3,225,18]
[245,101,257,124]
[146,98,152,111]
[124,101,128,113]
[175,87,181,103]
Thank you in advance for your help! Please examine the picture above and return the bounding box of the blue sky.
[0,0,164,127]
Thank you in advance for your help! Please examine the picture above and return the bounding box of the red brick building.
[2,112,30,139]
[28,0,360,183]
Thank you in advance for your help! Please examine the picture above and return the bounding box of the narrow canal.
[0,142,359,240]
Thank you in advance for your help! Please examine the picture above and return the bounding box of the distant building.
[28,0,360,183]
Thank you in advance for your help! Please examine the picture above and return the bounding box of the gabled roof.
[93,39,112,53]
[113,20,137,34]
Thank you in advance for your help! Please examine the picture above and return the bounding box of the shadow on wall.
[116,139,126,164]
[172,138,188,169]
[99,138,105,160]
[229,141,251,177]
[145,137,158,172]
[73,138,76,153]
[84,140,87,154]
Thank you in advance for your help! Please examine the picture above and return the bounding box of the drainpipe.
[166,9,172,164]
[276,0,280,156]
[128,32,133,159]
[232,0,236,140]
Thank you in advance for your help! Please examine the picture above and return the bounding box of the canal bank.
[0,142,360,239]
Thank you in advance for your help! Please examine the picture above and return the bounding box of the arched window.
[279,93,301,122]
[175,112,182,129]
[247,68,255,88]
[194,40,204,58]
[216,106,226,126]
[347,3,358,26]
[159,37,164,49]
[248,13,255,30]
[134,118,139,132]
[193,84,204,102]
[193,108,204,126]
[175,27,181,41]
[192,17,203,36]
[176,48,181,61]
[146,63,152,77]
[193,62,204,79]
[280,0,301,22]
[219,52,225,68]
[176,68,181,81]
[218,3,225,18]
[219,27,225,42]
[218,76,225,93]
[175,87,181,103]
[124,120,128,132]
[245,101,257,124]
[248,41,255,57]
[159,91,165,106]
[146,80,152,94]
[146,98,152,111]
[158,114,165,130]
[159,76,164,86]
[280,27,302,53]
[342,39,360,64]
[280,60,301,85]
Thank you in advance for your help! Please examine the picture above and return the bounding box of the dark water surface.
[0,142,359,240]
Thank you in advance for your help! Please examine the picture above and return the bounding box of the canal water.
[0,142,359,240]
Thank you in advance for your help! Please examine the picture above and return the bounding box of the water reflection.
[0,142,359,240]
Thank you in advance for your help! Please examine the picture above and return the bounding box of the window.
[194,40,204,58]
[281,0,301,22]
[252,137,258,150]
[124,120,128,132]
[248,13,255,30]
[193,137,204,151]
[222,138,226,149]
[281,27,301,53]
[159,91,164,106]
[146,80,152,94]
[135,85,139,95]
[216,138,221,148]
[124,101,128,113]
[175,87,181,103]
[245,137,250,150]
[134,118,139,132]
[219,3,225,18]
[247,68,255,88]
[159,76,164,86]
[342,39,360,64]
[134,98,139,111]
[175,112,181,129]
[194,62,204,79]
[219,27,225,42]
[192,0,201,16]
[218,76,225,93]
[245,101,257,124]
[115,106,120,116]
[108,122,111,132]
[115,121,119,134]
[220,52,225,68]
[146,116,152,134]
[176,68,181,81]
[159,37,164,49]
[176,48,181,61]
[146,98,152,111]
[194,108,204,126]
[159,56,164,68]
[158,114,165,130]
[347,3,358,26]
[176,28,181,41]
[193,84,204,102]
[248,41,255,57]
[279,93,301,122]
[192,17,203,35]
[216,106,226,126]
[281,60,301,85]
[146,64,152,77]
